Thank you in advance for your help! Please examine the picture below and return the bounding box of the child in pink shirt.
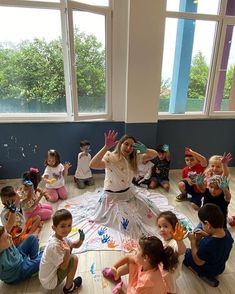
[102,236,178,294]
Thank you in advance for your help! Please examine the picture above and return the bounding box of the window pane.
[214,25,235,111]
[0,7,66,113]
[166,0,220,15]
[160,18,216,113]
[72,10,106,113]
[73,0,109,6]
[24,0,60,2]
[226,0,235,16]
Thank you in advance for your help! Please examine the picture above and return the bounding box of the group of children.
[134,144,234,227]
[0,137,234,293]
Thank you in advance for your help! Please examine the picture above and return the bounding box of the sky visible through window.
[163,0,235,80]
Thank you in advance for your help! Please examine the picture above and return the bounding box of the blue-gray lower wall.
[0,119,234,179]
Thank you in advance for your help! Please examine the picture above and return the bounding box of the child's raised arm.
[185,148,207,167]
[221,152,232,177]
[70,229,85,249]
[218,176,231,202]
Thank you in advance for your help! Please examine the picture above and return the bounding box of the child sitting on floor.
[157,211,186,294]
[74,140,95,189]
[196,174,231,228]
[39,209,84,293]
[0,225,42,284]
[132,157,154,188]
[149,144,171,191]
[183,203,234,287]
[176,147,207,210]
[20,168,53,221]
[0,186,41,246]
[102,235,178,294]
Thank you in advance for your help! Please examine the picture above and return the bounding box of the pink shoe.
[102,267,121,284]
[112,281,123,294]
[228,216,235,226]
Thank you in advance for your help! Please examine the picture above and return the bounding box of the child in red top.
[176,148,207,210]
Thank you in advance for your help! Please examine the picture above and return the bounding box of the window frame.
[0,0,111,122]
[159,0,235,120]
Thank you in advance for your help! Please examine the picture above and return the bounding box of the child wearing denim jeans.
[0,225,42,284]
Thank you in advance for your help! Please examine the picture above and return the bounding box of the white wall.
[112,0,166,123]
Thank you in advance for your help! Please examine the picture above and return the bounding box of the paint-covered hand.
[173,223,186,241]
[196,173,205,186]
[47,178,57,184]
[78,229,85,241]
[104,130,118,149]
[64,162,72,170]
[221,152,232,165]
[4,200,17,213]
[162,144,169,152]
[218,176,229,189]
[185,147,192,155]
[133,141,147,154]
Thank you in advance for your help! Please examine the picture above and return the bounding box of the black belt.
[105,187,130,193]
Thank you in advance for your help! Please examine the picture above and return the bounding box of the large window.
[0,0,110,120]
[160,0,235,117]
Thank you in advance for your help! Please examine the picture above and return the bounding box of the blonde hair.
[114,134,138,173]
[209,155,222,165]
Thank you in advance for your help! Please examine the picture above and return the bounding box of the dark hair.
[157,211,178,230]
[184,154,194,159]
[22,168,41,190]
[156,144,165,154]
[52,209,72,226]
[198,203,224,228]
[139,236,178,271]
[45,149,61,167]
[114,134,138,172]
[80,140,90,148]
[0,186,16,199]
[0,225,4,239]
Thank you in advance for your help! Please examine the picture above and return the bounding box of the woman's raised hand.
[104,130,118,149]
[133,141,147,154]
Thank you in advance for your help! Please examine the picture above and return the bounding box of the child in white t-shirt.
[132,157,154,188]
[39,209,84,293]
[74,140,94,189]
[42,149,71,202]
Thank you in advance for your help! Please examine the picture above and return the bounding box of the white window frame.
[159,0,235,120]
[0,0,111,122]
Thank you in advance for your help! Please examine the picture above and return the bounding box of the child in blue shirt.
[183,203,233,287]
[0,225,42,284]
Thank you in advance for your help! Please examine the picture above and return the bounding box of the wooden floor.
[0,169,234,294]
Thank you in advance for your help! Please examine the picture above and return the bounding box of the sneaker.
[200,276,219,287]
[63,276,82,293]
[176,193,188,202]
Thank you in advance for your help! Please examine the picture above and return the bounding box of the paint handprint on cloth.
[107,239,117,248]
[146,209,153,219]
[121,239,137,252]
[121,217,129,230]
[98,227,107,236]
[101,234,111,243]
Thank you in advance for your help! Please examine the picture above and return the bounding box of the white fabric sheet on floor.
[58,185,193,253]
